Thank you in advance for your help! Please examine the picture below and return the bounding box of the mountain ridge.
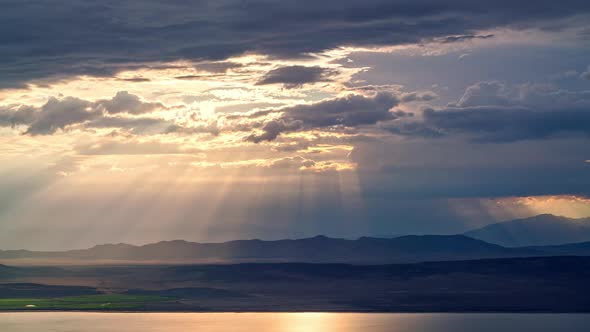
[0,234,541,264]
[2,214,590,265]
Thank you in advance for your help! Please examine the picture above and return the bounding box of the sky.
[1,0,590,250]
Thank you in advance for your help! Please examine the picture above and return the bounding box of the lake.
[1,313,589,331]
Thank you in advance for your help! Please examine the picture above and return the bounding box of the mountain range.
[0,235,532,264]
[1,214,589,265]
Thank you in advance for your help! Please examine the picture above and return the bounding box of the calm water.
[0,313,589,332]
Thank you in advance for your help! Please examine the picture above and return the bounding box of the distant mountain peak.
[90,243,136,249]
[309,235,331,240]
[465,214,590,247]
[519,213,588,222]
[150,239,191,245]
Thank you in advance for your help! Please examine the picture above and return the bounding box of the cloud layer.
[256,66,337,88]
[385,82,590,142]
[246,92,403,142]
[2,0,589,88]
[1,0,589,249]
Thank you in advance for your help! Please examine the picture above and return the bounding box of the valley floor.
[1,256,589,312]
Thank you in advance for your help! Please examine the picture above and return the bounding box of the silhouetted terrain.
[0,235,542,265]
[2,214,590,265]
[0,257,589,312]
[464,214,590,247]
[526,241,590,255]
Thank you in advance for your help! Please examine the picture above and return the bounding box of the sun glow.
[278,313,333,332]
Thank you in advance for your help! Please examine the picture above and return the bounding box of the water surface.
[1,312,588,332]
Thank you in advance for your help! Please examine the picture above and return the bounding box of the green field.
[0,295,173,310]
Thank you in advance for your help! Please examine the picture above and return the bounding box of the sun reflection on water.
[279,313,332,332]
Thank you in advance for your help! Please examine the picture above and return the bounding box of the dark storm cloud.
[246,92,403,142]
[256,66,337,88]
[439,34,495,43]
[1,0,589,88]
[388,106,590,142]
[384,81,590,142]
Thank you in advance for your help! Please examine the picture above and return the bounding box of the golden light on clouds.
[493,195,590,219]
[0,48,374,194]
[2,4,589,251]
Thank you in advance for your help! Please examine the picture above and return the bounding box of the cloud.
[439,34,495,43]
[385,82,590,142]
[256,66,337,88]
[0,92,169,135]
[246,92,403,142]
[0,105,36,128]
[581,66,590,80]
[98,91,165,115]
[25,97,99,135]
[1,0,589,88]
[118,77,151,82]
[400,91,438,103]
[266,156,316,169]
[455,81,511,107]
[6,88,410,139]
[195,61,243,73]
[390,106,590,142]
[245,120,304,143]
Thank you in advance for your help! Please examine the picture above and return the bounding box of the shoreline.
[2,310,590,314]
